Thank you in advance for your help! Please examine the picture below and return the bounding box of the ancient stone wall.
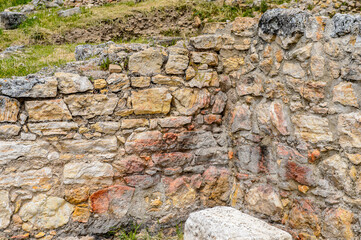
[1,8,361,239]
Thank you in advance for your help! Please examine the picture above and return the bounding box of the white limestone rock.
[184,206,292,240]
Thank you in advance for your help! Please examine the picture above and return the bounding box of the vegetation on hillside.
[0,0,32,11]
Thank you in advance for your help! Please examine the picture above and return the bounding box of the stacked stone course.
[1,8,361,239]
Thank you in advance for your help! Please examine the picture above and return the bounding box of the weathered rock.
[190,35,222,50]
[19,194,74,229]
[0,124,20,137]
[0,96,20,122]
[292,115,332,143]
[320,155,352,193]
[112,155,145,175]
[188,71,219,88]
[56,137,118,155]
[93,79,107,89]
[290,43,312,61]
[0,167,52,191]
[322,208,354,240]
[108,64,122,73]
[91,122,120,134]
[0,190,11,229]
[287,78,326,102]
[152,152,193,167]
[152,75,184,86]
[212,91,227,114]
[191,52,218,66]
[65,187,89,204]
[129,48,166,76]
[245,184,283,217]
[58,7,81,17]
[28,122,78,135]
[55,72,93,94]
[0,77,57,98]
[63,161,114,185]
[232,17,258,37]
[270,101,289,135]
[131,88,172,115]
[131,76,151,88]
[338,112,361,148]
[184,206,292,240]
[333,82,358,107]
[288,200,320,236]
[89,185,134,218]
[173,88,210,115]
[121,119,148,129]
[310,56,325,79]
[64,94,118,117]
[158,116,192,128]
[0,141,49,165]
[236,73,264,96]
[259,8,309,37]
[26,99,72,122]
[283,62,305,79]
[165,54,189,74]
[332,14,356,37]
[229,104,251,133]
[236,145,261,173]
[106,73,130,92]
[125,130,163,153]
[0,12,27,29]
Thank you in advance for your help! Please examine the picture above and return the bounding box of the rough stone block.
[184,206,292,240]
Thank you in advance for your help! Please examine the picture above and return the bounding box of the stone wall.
[1,8,361,239]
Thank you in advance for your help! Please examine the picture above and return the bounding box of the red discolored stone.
[286,161,313,186]
[229,104,251,133]
[270,101,289,135]
[204,114,222,124]
[152,152,193,167]
[89,185,135,217]
[112,155,146,175]
[125,131,164,153]
[308,149,320,163]
[276,144,307,163]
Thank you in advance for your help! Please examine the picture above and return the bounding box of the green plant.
[100,57,111,71]
[0,29,3,36]
[176,224,184,239]
[260,0,268,13]
[118,223,141,240]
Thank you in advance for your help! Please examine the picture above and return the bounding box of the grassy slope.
[0,0,32,11]
[0,0,284,77]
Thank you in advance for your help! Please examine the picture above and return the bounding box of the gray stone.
[0,12,27,29]
[332,14,356,37]
[58,7,81,17]
[55,72,93,94]
[259,9,309,37]
[184,206,292,240]
[0,76,57,98]
[63,161,114,185]
[0,190,11,229]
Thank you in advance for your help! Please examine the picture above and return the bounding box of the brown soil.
[51,6,200,45]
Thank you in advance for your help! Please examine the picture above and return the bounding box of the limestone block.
[184,206,292,240]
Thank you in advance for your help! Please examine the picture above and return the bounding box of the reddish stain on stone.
[204,114,222,124]
[89,185,135,214]
[152,152,193,167]
[286,161,312,186]
[308,149,320,163]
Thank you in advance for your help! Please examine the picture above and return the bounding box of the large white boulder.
[184,206,292,240]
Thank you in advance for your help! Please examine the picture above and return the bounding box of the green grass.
[0,44,76,78]
[0,0,32,11]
